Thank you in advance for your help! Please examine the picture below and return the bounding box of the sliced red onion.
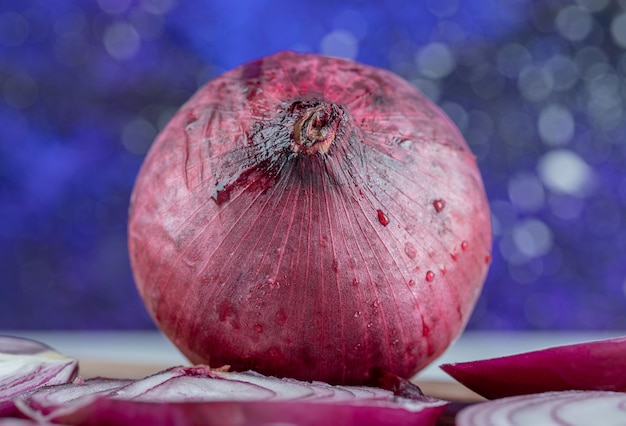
[19,378,133,418]
[0,336,78,417]
[456,390,626,426]
[440,335,626,399]
[16,366,447,426]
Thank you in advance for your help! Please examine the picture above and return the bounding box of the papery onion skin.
[441,335,626,399]
[128,51,492,385]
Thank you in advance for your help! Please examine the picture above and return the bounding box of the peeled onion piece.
[128,51,492,385]
[0,336,78,417]
[440,335,626,399]
[16,366,448,426]
[456,390,626,426]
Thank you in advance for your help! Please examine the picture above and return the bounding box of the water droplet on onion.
[433,199,446,212]
[425,271,435,282]
[377,209,390,226]
[404,242,417,259]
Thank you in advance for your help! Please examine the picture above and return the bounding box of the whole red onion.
[128,51,492,385]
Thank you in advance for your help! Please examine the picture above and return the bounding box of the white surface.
[2,330,188,365]
[3,330,623,381]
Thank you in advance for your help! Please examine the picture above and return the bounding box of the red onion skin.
[128,51,492,385]
[441,335,626,399]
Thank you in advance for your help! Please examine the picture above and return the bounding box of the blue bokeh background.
[2,0,626,330]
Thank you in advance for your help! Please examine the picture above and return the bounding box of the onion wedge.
[440,335,626,399]
[16,366,447,426]
[0,336,78,417]
[456,390,626,426]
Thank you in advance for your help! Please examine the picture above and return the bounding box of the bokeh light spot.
[555,5,593,41]
[611,13,626,48]
[513,219,553,258]
[544,54,580,91]
[103,21,141,60]
[129,8,165,40]
[496,43,532,79]
[441,102,468,133]
[518,65,554,102]
[411,78,441,103]
[576,0,610,12]
[121,117,157,156]
[0,12,29,47]
[416,42,456,79]
[320,30,358,60]
[508,172,546,212]
[537,149,595,196]
[537,104,575,146]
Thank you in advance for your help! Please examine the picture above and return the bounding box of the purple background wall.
[2,0,626,330]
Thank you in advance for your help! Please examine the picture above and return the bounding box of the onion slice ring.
[456,390,626,426]
[440,335,626,399]
[0,336,78,417]
[16,366,448,426]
